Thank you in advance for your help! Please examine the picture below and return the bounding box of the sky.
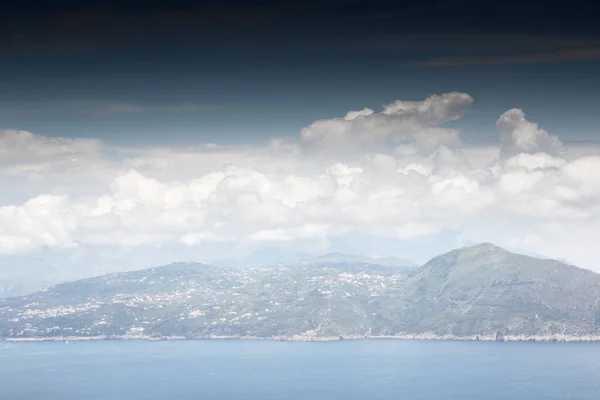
[1,0,600,284]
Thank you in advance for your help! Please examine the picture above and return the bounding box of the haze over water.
[2,340,600,400]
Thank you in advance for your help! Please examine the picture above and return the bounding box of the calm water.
[1,339,600,399]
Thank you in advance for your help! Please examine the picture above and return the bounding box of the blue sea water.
[1,340,600,399]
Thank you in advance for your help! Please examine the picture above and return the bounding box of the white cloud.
[300,92,471,153]
[496,108,565,157]
[0,194,78,253]
[1,93,600,273]
[0,129,103,161]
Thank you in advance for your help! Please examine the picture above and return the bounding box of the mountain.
[275,253,417,275]
[1,243,600,341]
[404,243,600,337]
[0,232,479,298]
[213,246,316,269]
[306,252,416,267]
[0,244,204,298]
[0,250,416,298]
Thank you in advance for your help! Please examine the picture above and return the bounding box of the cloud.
[0,194,78,254]
[360,33,600,67]
[366,34,598,55]
[0,102,143,117]
[0,129,103,157]
[300,92,472,153]
[496,109,565,157]
[0,129,118,205]
[414,46,600,67]
[0,101,215,118]
[1,92,600,273]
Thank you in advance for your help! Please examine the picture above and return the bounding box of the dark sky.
[2,0,600,145]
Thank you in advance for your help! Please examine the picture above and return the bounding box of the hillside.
[1,244,600,341]
[403,243,600,337]
[275,253,417,275]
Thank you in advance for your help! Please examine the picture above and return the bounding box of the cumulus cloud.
[1,92,600,272]
[0,194,78,254]
[496,108,565,157]
[300,92,472,153]
[0,129,119,205]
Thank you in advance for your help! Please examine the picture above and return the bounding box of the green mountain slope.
[1,244,599,341]
[403,243,600,337]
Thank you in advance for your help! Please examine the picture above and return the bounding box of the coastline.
[5,333,600,343]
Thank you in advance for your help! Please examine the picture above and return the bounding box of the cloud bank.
[1,92,599,272]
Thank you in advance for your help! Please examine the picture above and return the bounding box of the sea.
[2,339,600,399]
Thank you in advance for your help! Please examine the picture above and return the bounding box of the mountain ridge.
[1,243,599,341]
